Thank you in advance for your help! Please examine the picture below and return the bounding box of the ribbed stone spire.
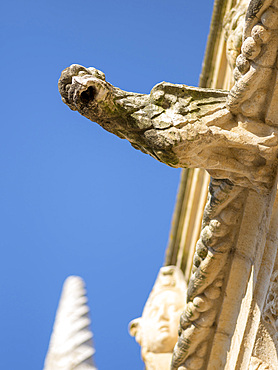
[44,276,97,370]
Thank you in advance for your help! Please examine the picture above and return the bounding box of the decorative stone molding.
[263,270,278,343]
[249,356,273,369]
[171,180,247,369]
[224,0,250,71]
[44,276,97,370]
[164,168,210,280]
[129,266,186,370]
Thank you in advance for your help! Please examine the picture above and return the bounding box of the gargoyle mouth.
[79,85,97,104]
[58,64,109,111]
[68,74,110,109]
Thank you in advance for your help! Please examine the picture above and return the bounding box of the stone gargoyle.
[58,0,278,369]
[59,0,278,192]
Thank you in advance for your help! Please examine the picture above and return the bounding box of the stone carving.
[224,0,250,71]
[171,179,246,370]
[129,266,186,370]
[250,356,273,369]
[263,270,278,343]
[227,0,278,123]
[59,36,278,192]
[59,65,235,183]
[44,276,97,370]
[58,0,278,368]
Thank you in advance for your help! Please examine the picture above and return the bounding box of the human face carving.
[141,290,184,353]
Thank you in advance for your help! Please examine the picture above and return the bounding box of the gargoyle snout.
[58,64,109,111]
[79,85,97,104]
[71,75,108,104]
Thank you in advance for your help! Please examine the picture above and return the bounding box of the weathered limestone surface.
[58,62,278,191]
[58,0,278,368]
[129,266,187,370]
[224,0,250,72]
[44,276,97,370]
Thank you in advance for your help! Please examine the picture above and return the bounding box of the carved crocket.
[58,0,278,369]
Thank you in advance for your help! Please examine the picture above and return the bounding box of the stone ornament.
[171,179,247,370]
[129,266,186,370]
[57,0,278,192]
[44,276,97,370]
[58,35,278,192]
[224,0,250,71]
[249,356,273,369]
[263,270,278,343]
[58,0,278,368]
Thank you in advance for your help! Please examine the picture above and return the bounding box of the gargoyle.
[59,65,231,175]
[58,0,278,368]
[59,0,278,193]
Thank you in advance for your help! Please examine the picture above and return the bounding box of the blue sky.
[1,1,214,368]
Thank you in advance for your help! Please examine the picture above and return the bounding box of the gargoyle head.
[58,64,110,112]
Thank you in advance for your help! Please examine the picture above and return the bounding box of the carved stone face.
[139,289,184,353]
[129,266,186,359]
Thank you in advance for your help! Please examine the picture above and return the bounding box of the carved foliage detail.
[224,0,250,72]
[228,0,278,122]
[171,180,246,370]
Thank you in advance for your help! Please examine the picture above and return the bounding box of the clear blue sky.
[1,1,214,368]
